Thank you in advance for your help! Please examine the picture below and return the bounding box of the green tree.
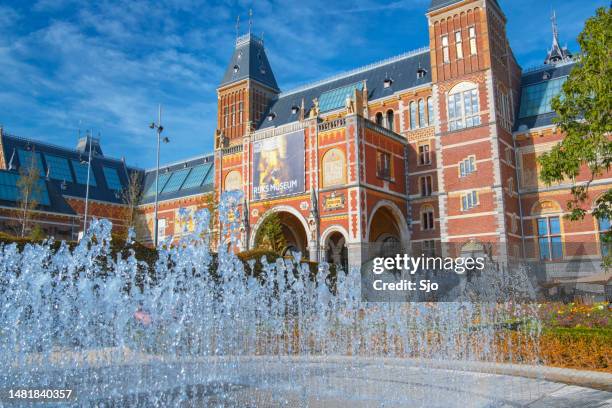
[255,212,286,254]
[16,151,43,238]
[538,7,612,265]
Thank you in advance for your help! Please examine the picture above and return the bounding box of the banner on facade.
[252,130,305,200]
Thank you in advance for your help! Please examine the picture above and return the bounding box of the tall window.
[376,151,392,180]
[410,102,417,130]
[223,106,229,128]
[448,85,480,131]
[422,240,436,256]
[442,35,449,63]
[459,156,476,177]
[461,191,478,211]
[418,144,431,165]
[420,176,432,197]
[455,31,463,59]
[538,216,562,260]
[386,110,394,131]
[427,97,434,126]
[422,207,435,230]
[376,112,384,126]
[599,217,610,256]
[469,26,477,55]
[418,99,426,128]
[231,104,236,126]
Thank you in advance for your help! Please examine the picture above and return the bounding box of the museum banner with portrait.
[252,130,305,200]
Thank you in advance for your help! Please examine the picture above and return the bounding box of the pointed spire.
[544,10,572,65]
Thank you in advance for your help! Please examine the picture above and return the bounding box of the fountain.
[0,191,610,407]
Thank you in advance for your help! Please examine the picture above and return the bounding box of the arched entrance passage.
[321,227,349,271]
[367,201,409,257]
[250,206,310,257]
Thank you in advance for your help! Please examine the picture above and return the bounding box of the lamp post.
[149,105,169,247]
[80,132,93,235]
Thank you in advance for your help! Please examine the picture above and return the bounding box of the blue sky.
[0,0,607,169]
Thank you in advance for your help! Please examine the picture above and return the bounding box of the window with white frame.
[427,97,434,126]
[420,176,432,197]
[461,191,478,211]
[442,35,450,63]
[459,156,476,177]
[386,110,394,131]
[537,216,562,260]
[410,101,417,130]
[418,143,431,165]
[469,26,477,55]
[421,207,435,230]
[448,83,481,131]
[455,31,463,59]
[418,99,426,128]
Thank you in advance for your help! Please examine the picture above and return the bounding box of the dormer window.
[383,78,393,88]
[543,72,551,80]
[260,65,267,75]
[417,68,427,79]
[291,106,299,115]
[267,112,276,121]
[237,51,243,60]
[233,64,240,73]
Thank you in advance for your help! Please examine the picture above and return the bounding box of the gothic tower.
[426,0,522,259]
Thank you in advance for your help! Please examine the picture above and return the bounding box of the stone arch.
[448,80,478,95]
[224,170,242,192]
[249,205,310,254]
[531,200,562,215]
[321,226,349,269]
[366,200,410,246]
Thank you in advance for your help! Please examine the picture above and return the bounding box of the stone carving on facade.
[309,98,320,118]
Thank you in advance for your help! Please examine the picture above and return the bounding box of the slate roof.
[258,48,431,129]
[0,132,140,206]
[514,60,576,131]
[140,154,214,205]
[219,34,279,91]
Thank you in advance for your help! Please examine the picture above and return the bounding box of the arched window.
[427,97,434,126]
[321,148,346,187]
[375,112,384,126]
[447,82,481,131]
[410,102,417,130]
[598,217,610,256]
[386,110,394,131]
[418,99,426,128]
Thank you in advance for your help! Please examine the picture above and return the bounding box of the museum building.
[0,0,609,283]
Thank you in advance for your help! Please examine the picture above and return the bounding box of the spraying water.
[0,191,549,406]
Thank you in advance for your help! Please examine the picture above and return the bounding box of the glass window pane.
[144,171,172,197]
[539,238,550,260]
[598,217,610,232]
[18,150,45,176]
[71,160,97,186]
[161,168,191,193]
[537,218,548,236]
[102,167,123,190]
[551,236,563,260]
[182,164,212,190]
[549,217,560,235]
[45,154,73,182]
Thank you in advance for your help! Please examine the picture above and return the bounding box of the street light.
[149,104,169,247]
[80,132,94,236]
